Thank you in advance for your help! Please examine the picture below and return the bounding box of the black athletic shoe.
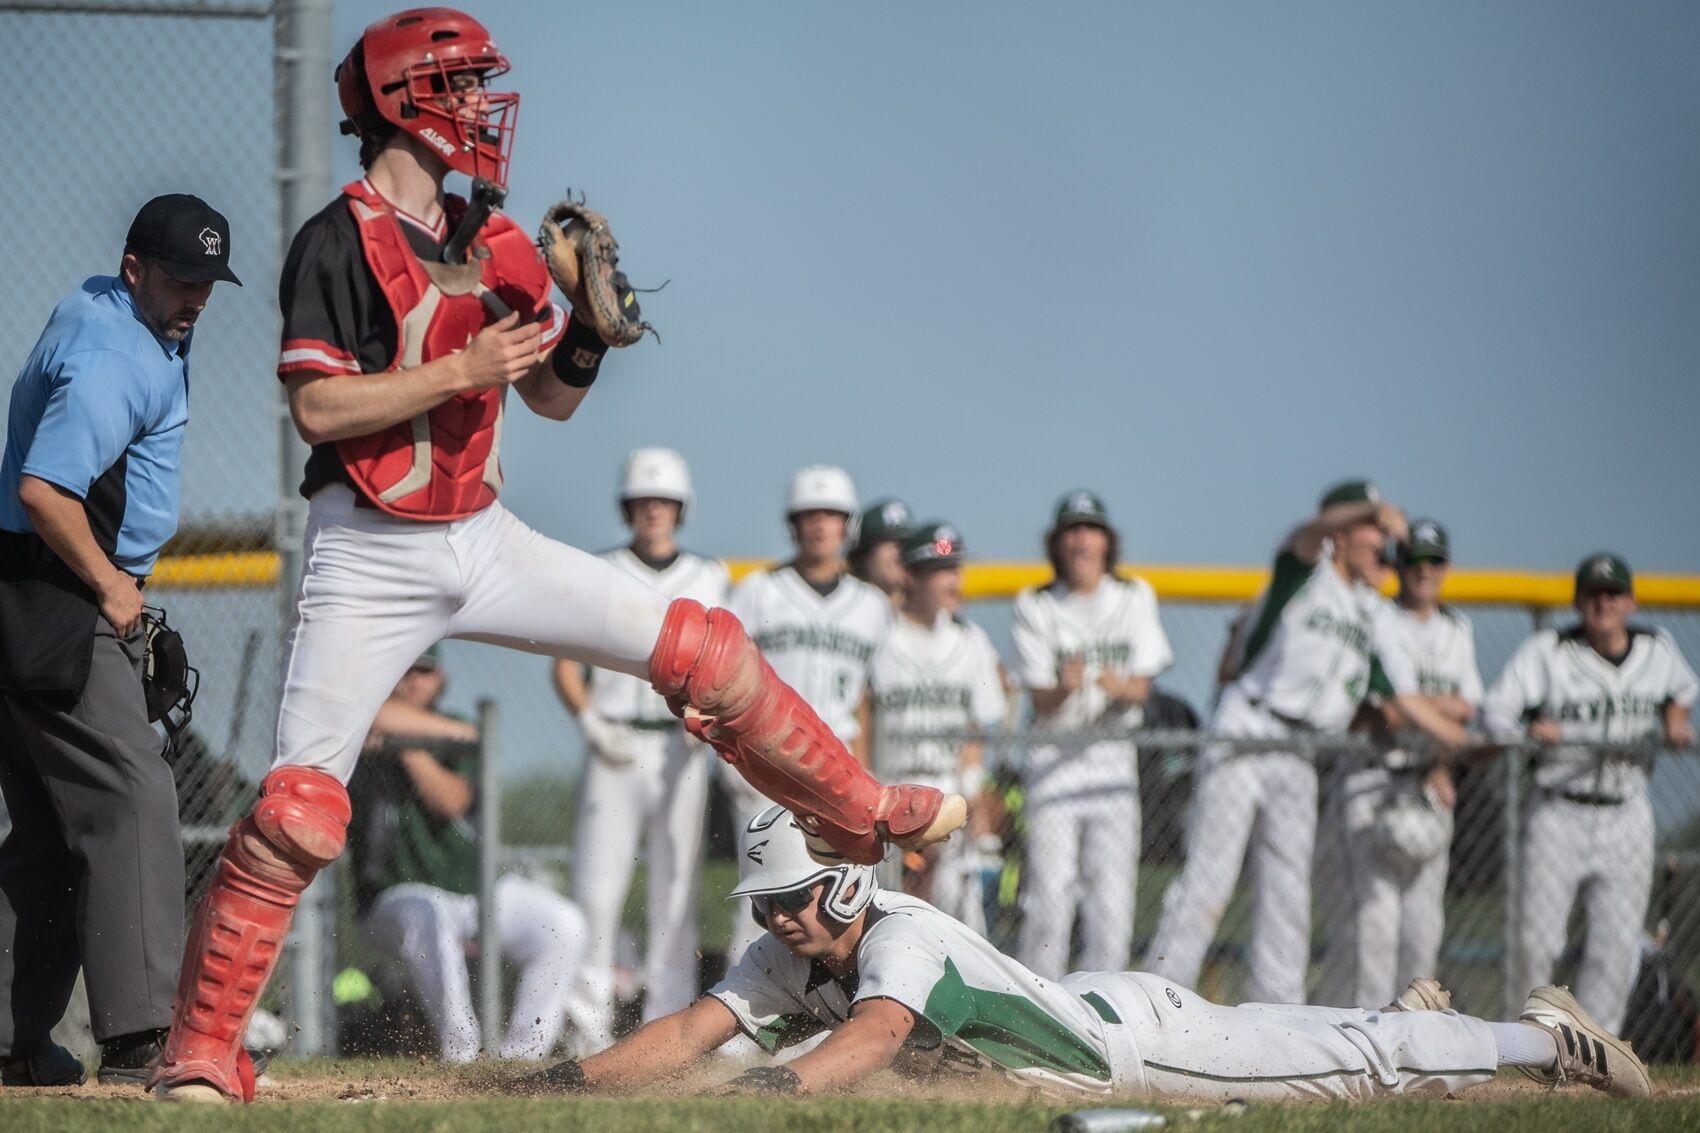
[97,1029,271,1086]
[1,1041,87,1086]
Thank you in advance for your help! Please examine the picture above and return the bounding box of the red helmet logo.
[336,7,519,188]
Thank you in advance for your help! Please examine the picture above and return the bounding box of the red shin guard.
[649,598,949,864]
[151,766,351,1100]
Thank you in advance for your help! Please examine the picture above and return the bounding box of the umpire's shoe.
[98,1028,271,1088]
[0,1041,86,1086]
[1519,985,1652,1099]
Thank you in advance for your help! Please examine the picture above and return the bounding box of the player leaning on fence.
[1313,519,1484,1010]
[1484,552,1697,1036]
[0,195,239,1087]
[1145,481,1469,1005]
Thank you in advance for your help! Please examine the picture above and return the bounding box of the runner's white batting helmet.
[732,805,876,928]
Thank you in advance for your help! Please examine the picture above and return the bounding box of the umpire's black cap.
[125,194,242,285]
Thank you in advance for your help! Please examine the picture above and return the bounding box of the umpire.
[0,195,239,1085]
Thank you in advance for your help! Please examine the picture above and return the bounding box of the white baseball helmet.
[785,464,857,519]
[620,447,693,524]
[1369,785,1452,872]
[732,805,877,927]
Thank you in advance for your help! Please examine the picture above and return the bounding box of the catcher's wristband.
[552,314,610,388]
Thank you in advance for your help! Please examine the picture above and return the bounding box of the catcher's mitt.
[538,196,656,347]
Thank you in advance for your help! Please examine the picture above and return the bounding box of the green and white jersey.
[1482,625,1698,797]
[870,611,1006,781]
[709,891,1116,1096]
[586,548,731,724]
[1365,604,1484,770]
[1012,576,1172,798]
[728,565,892,742]
[1218,540,1414,736]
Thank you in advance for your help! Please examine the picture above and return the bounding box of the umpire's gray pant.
[0,623,183,1053]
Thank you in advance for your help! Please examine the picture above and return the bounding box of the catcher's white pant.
[1515,790,1653,1034]
[1018,786,1139,979]
[1313,766,1449,1009]
[1145,751,1318,1005]
[276,485,668,782]
[1069,971,1496,1101]
[363,874,588,1061]
[571,722,709,1045]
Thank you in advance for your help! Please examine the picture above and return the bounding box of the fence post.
[477,697,502,1048]
[275,0,334,1056]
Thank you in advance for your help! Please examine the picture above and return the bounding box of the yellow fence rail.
[153,551,1700,609]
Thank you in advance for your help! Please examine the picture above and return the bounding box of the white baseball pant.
[1018,786,1139,979]
[1071,971,1497,1101]
[1313,766,1450,1009]
[275,485,669,782]
[571,722,709,1045]
[1515,791,1653,1034]
[1145,751,1318,1005]
[363,873,588,1061]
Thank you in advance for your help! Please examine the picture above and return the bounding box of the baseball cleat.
[1519,985,1651,1099]
[153,1081,230,1104]
[1386,976,1451,1013]
[890,791,969,852]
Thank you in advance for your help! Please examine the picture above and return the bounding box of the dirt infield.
[1,1060,1698,1133]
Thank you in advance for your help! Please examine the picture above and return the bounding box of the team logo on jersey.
[745,839,769,865]
[198,227,222,256]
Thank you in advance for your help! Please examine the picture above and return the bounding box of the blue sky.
[328,0,1698,573]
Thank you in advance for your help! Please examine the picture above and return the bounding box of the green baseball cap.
[851,498,913,554]
[1574,552,1633,597]
[1401,518,1450,562]
[901,521,966,569]
[1052,489,1110,531]
[1318,479,1380,511]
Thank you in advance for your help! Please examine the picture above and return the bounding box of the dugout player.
[353,649,589,1062]
[0,194,238,1086]
[722,465,892,963]
[1484,552,1697,1035]
[868,522,1006,931]
[522,806,1651,1102]
[1013,491,1172,978]
[848,497,913,608]
[149,10,961,1103]
[553,448,729,1048]
[1144,482,1468,1005]
[1314,519,1483,1010]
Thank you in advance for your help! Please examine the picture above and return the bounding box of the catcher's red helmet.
[335,7,518,188]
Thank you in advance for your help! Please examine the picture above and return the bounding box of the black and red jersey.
[276,179,570,500]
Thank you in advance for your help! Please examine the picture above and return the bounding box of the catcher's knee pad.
[152,767,350,1101]
[648,599,764,717]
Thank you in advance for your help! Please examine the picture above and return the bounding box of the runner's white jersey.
[1012,576,1172,798]
[586,548,731,723]
[728,566,891,742]
[1482,625,1698,796]
[709,890,1115,1096]
[870,612,1006,781]
[1219,539,1414,736]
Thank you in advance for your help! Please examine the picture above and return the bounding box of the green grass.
[2,1064,1697,1133]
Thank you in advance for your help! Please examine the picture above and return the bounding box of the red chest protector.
[336,180,551,520]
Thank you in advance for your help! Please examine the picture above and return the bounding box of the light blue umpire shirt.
[0,275,190,575]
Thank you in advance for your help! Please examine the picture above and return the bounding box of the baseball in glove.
[538,194,657,346]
